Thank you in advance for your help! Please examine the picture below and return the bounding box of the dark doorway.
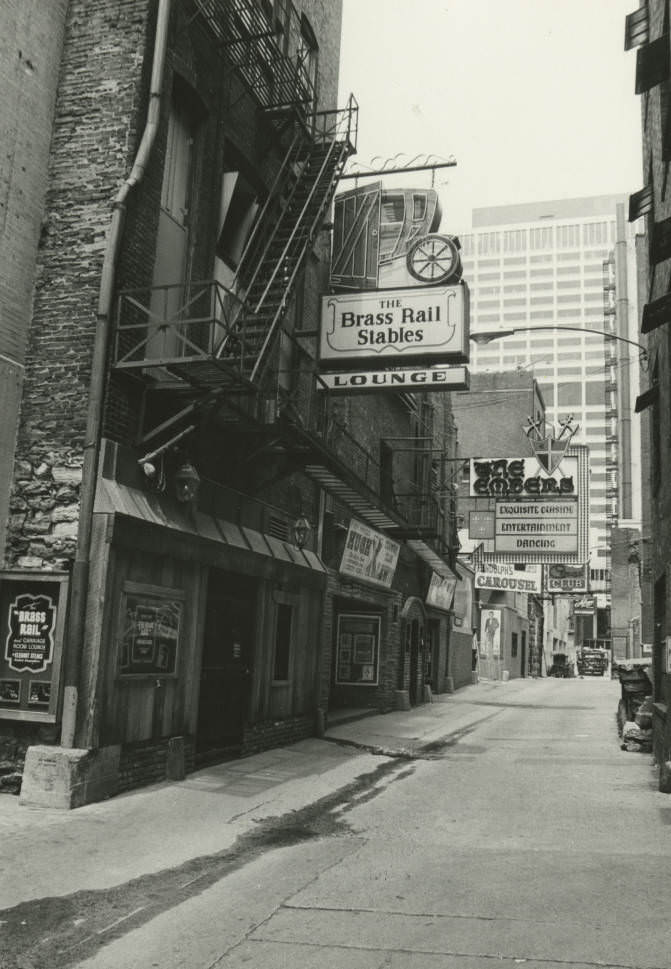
[196,569,256,763]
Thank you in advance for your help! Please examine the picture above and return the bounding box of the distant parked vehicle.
[549,653,574,678]
[577,648,608,677]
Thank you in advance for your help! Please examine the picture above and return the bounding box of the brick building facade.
[0,0,465,804]
[625,0,671,788]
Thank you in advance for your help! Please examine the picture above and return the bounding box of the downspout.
[60,0,172,748]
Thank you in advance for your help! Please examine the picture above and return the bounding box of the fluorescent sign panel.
[317,364,469,393]
[495,499,578,554]
[467,446,589,564]
[320,284,469,367]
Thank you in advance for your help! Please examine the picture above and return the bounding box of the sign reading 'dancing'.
[469,457,577,499]
[320,284,469,367]
[339,520,400,589]
[495,499,579,554]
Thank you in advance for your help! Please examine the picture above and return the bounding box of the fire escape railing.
[114,280,252,377]
[188,0,318,115]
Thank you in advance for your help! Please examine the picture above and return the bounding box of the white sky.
[337,0,643,229]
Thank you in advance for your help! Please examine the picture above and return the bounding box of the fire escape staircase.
[113,101,357,428]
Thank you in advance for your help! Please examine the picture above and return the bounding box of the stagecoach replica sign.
[319,284,469,368]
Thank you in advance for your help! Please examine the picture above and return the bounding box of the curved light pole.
[470,325,648,368]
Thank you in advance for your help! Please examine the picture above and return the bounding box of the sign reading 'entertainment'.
[495,499,579,554]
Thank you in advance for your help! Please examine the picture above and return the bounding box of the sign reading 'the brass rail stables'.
[320,284,469,368]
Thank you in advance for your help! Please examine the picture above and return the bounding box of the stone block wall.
[4,0,152,569]
[0,1,69,557]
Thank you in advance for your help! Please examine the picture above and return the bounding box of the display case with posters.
[0,570,68,722]
[117,582,184,678]
[335,614,380,685]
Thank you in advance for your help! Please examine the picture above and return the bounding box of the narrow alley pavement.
[2,676,669,968]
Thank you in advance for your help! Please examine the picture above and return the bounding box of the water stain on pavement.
[0,757,415,969]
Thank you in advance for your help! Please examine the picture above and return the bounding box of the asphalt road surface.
[13,676,671,968]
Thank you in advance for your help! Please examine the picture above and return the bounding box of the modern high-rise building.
[458,195,642,607]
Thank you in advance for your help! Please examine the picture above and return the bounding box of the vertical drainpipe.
[60,0,172,748]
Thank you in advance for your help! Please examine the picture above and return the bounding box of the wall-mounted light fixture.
[174,461,201,504]
[292,515,312,549]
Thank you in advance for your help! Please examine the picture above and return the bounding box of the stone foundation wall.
[118,736,196,795]
[241,714,315,756]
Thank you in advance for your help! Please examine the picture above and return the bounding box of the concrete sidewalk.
[0,679,509,910]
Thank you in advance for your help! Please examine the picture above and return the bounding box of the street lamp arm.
[470,325,647,355]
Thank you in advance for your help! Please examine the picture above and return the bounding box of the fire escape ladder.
[216,128,352,384]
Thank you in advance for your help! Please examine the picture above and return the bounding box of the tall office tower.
[458,195,641,606]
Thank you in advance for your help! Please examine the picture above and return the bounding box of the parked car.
[549,653,574,678]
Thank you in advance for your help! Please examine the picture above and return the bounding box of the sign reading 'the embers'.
[320,284,469,367]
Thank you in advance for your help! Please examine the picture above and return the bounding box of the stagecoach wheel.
[406,233,461,284]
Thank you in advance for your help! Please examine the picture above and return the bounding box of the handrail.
[249,138,350,383]
[253,135,342,312]
[232,129,304,297]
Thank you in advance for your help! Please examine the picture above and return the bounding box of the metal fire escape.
[114,0,358,428]
[111,0,454,573]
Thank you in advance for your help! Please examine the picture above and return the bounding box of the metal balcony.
[187,0,319,117]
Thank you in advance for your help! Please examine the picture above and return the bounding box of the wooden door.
[147,92,194,360]
[330,182,381,290]
[196,570,256,758]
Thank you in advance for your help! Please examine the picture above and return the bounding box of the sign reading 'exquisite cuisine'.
[320,284,469,367]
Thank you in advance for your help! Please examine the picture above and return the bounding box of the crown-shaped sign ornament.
[524,415,579,475]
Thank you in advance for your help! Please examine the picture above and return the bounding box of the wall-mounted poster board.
[0,570,69,722]
[335,613,381,686]
[117,582,184,678]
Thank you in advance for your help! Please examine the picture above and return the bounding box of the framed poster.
[0,570,68,722]
[118,582,184,678]
[335,614,381,686]
[480,608,502,658]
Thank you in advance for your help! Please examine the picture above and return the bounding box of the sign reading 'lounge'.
[320,284,469,368]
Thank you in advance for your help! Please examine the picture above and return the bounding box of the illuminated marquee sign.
[466,446,589,564]
[495,499,579,554]
[469,457,577,498]
[320,284,469,368]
